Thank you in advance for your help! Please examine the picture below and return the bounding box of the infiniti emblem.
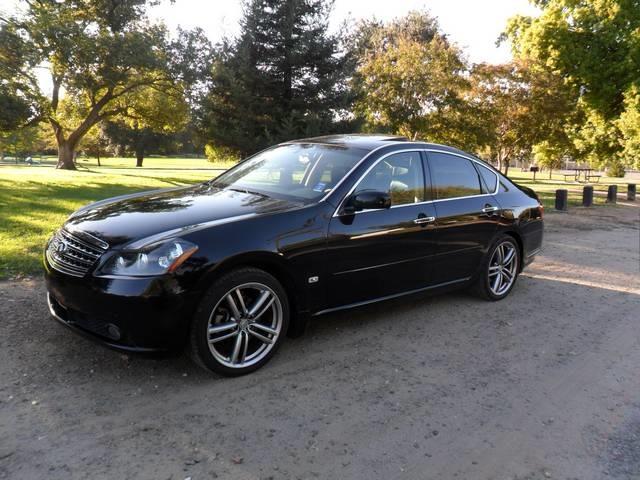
[56,240,68,254]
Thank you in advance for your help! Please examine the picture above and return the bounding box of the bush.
[204,144,239,165]
[606,162,626,177]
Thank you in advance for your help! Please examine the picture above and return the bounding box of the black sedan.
[44,135,544,375]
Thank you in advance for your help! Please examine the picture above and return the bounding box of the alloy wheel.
[488,241,518,296]
[206,282,283,369]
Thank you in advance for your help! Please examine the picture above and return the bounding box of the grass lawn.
[0,157,633,279]
[506,170,631,209]
[0,157,226,279]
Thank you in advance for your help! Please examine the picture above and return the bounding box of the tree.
[201,0,351,157]
[106,86,189,166]
[467,62,577,175]
[0,124,48,162]
[504,0,640,169]
[533,141,565,178]
[79,123,111,166]
[0,0,201,170]
[617,86,640,170]
[0,86,32,131]
[348,12,469,144]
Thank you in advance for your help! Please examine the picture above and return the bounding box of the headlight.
[97,239,198,277]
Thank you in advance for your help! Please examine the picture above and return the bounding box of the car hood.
[64,184,301,249]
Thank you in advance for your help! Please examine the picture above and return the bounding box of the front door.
[426,151,501,285]
[325,151,438,308]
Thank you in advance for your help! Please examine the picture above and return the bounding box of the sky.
[148,0,540,64]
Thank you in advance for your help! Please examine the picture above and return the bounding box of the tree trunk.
[136,150,144,167]
[56,141,77,170]
[504,162,510,176]
[549,168,552,179]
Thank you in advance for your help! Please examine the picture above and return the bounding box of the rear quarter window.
[476,164,498,193]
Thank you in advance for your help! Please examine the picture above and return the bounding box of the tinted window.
[354,152,425,206]
[212,144,364,203]
[476,164,498,193]
[429,153,482,199]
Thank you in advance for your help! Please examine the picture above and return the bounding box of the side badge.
[308,276,319,284]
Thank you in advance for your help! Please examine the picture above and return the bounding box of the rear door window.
[428,152,482,200]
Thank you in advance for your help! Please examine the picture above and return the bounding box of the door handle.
[482,205,500,214]
[413,216,436,225]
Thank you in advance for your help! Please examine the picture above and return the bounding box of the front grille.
[46,229,108,277]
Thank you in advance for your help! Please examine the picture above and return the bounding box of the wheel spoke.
[495,244,504,264]
[234,288,248,315]
[250,322,278,336]
[503,247,515,266]
[248,328,274,345]
[489,265,500,276]
[209,330,237,344]
[208,321,237,335]
[225,293,242,320]
[492,272,502,292]
[502,268,514,281]
[239,331,249,363]
[253,296,275,321]
[248,290,271,317]
[230,331,243,363]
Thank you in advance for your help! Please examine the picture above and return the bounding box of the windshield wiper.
[227,187,269,198]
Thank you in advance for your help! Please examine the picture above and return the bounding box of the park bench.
[562,173,576,182]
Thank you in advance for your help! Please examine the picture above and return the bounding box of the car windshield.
[211,143,366,203]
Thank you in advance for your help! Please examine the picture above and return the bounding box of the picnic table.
[562,168,602,183]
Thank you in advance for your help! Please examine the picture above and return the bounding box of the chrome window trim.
[332,148,500,217]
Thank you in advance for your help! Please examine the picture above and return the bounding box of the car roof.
[284,134,475,158]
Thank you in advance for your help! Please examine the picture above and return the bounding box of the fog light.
[106,324,121,341]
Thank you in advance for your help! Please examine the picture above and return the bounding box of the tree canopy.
[0,0,206,169]
[349,12,469,144]
[0,0,637,173]
[201,0,351,156]
[504,0,640,169]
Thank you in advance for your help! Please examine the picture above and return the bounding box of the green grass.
[0,157,227,279]
[505,170,629,209]
[0,158,632,279]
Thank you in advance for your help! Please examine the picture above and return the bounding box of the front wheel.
[190,268,289,376]
[472,236,520,301]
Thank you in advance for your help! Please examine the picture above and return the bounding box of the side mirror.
[343,190,391,214]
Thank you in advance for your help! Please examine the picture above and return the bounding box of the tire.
[471,235,520,301]
[190,267,289,376]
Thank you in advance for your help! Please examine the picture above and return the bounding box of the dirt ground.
[1,202,639,480]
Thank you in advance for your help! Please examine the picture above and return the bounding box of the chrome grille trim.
[46,229,108,277]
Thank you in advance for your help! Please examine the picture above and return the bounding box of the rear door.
[325,151,438,308]
[426,151,501,285]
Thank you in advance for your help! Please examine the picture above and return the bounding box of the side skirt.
[312,277,471,317]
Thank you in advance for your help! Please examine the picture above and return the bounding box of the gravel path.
[1,203,639,480]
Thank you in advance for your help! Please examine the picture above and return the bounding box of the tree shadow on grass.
[0,179,163,277]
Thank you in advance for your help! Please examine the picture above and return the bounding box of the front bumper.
[44,258,200,352]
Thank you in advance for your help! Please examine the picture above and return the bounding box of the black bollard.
[628,184,636,201]
[582,186,593,207]
[555,189,568,211]
[607,185,617,203]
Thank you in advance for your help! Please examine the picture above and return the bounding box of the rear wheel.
[472,235,520,301]
[190,268,289,376]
